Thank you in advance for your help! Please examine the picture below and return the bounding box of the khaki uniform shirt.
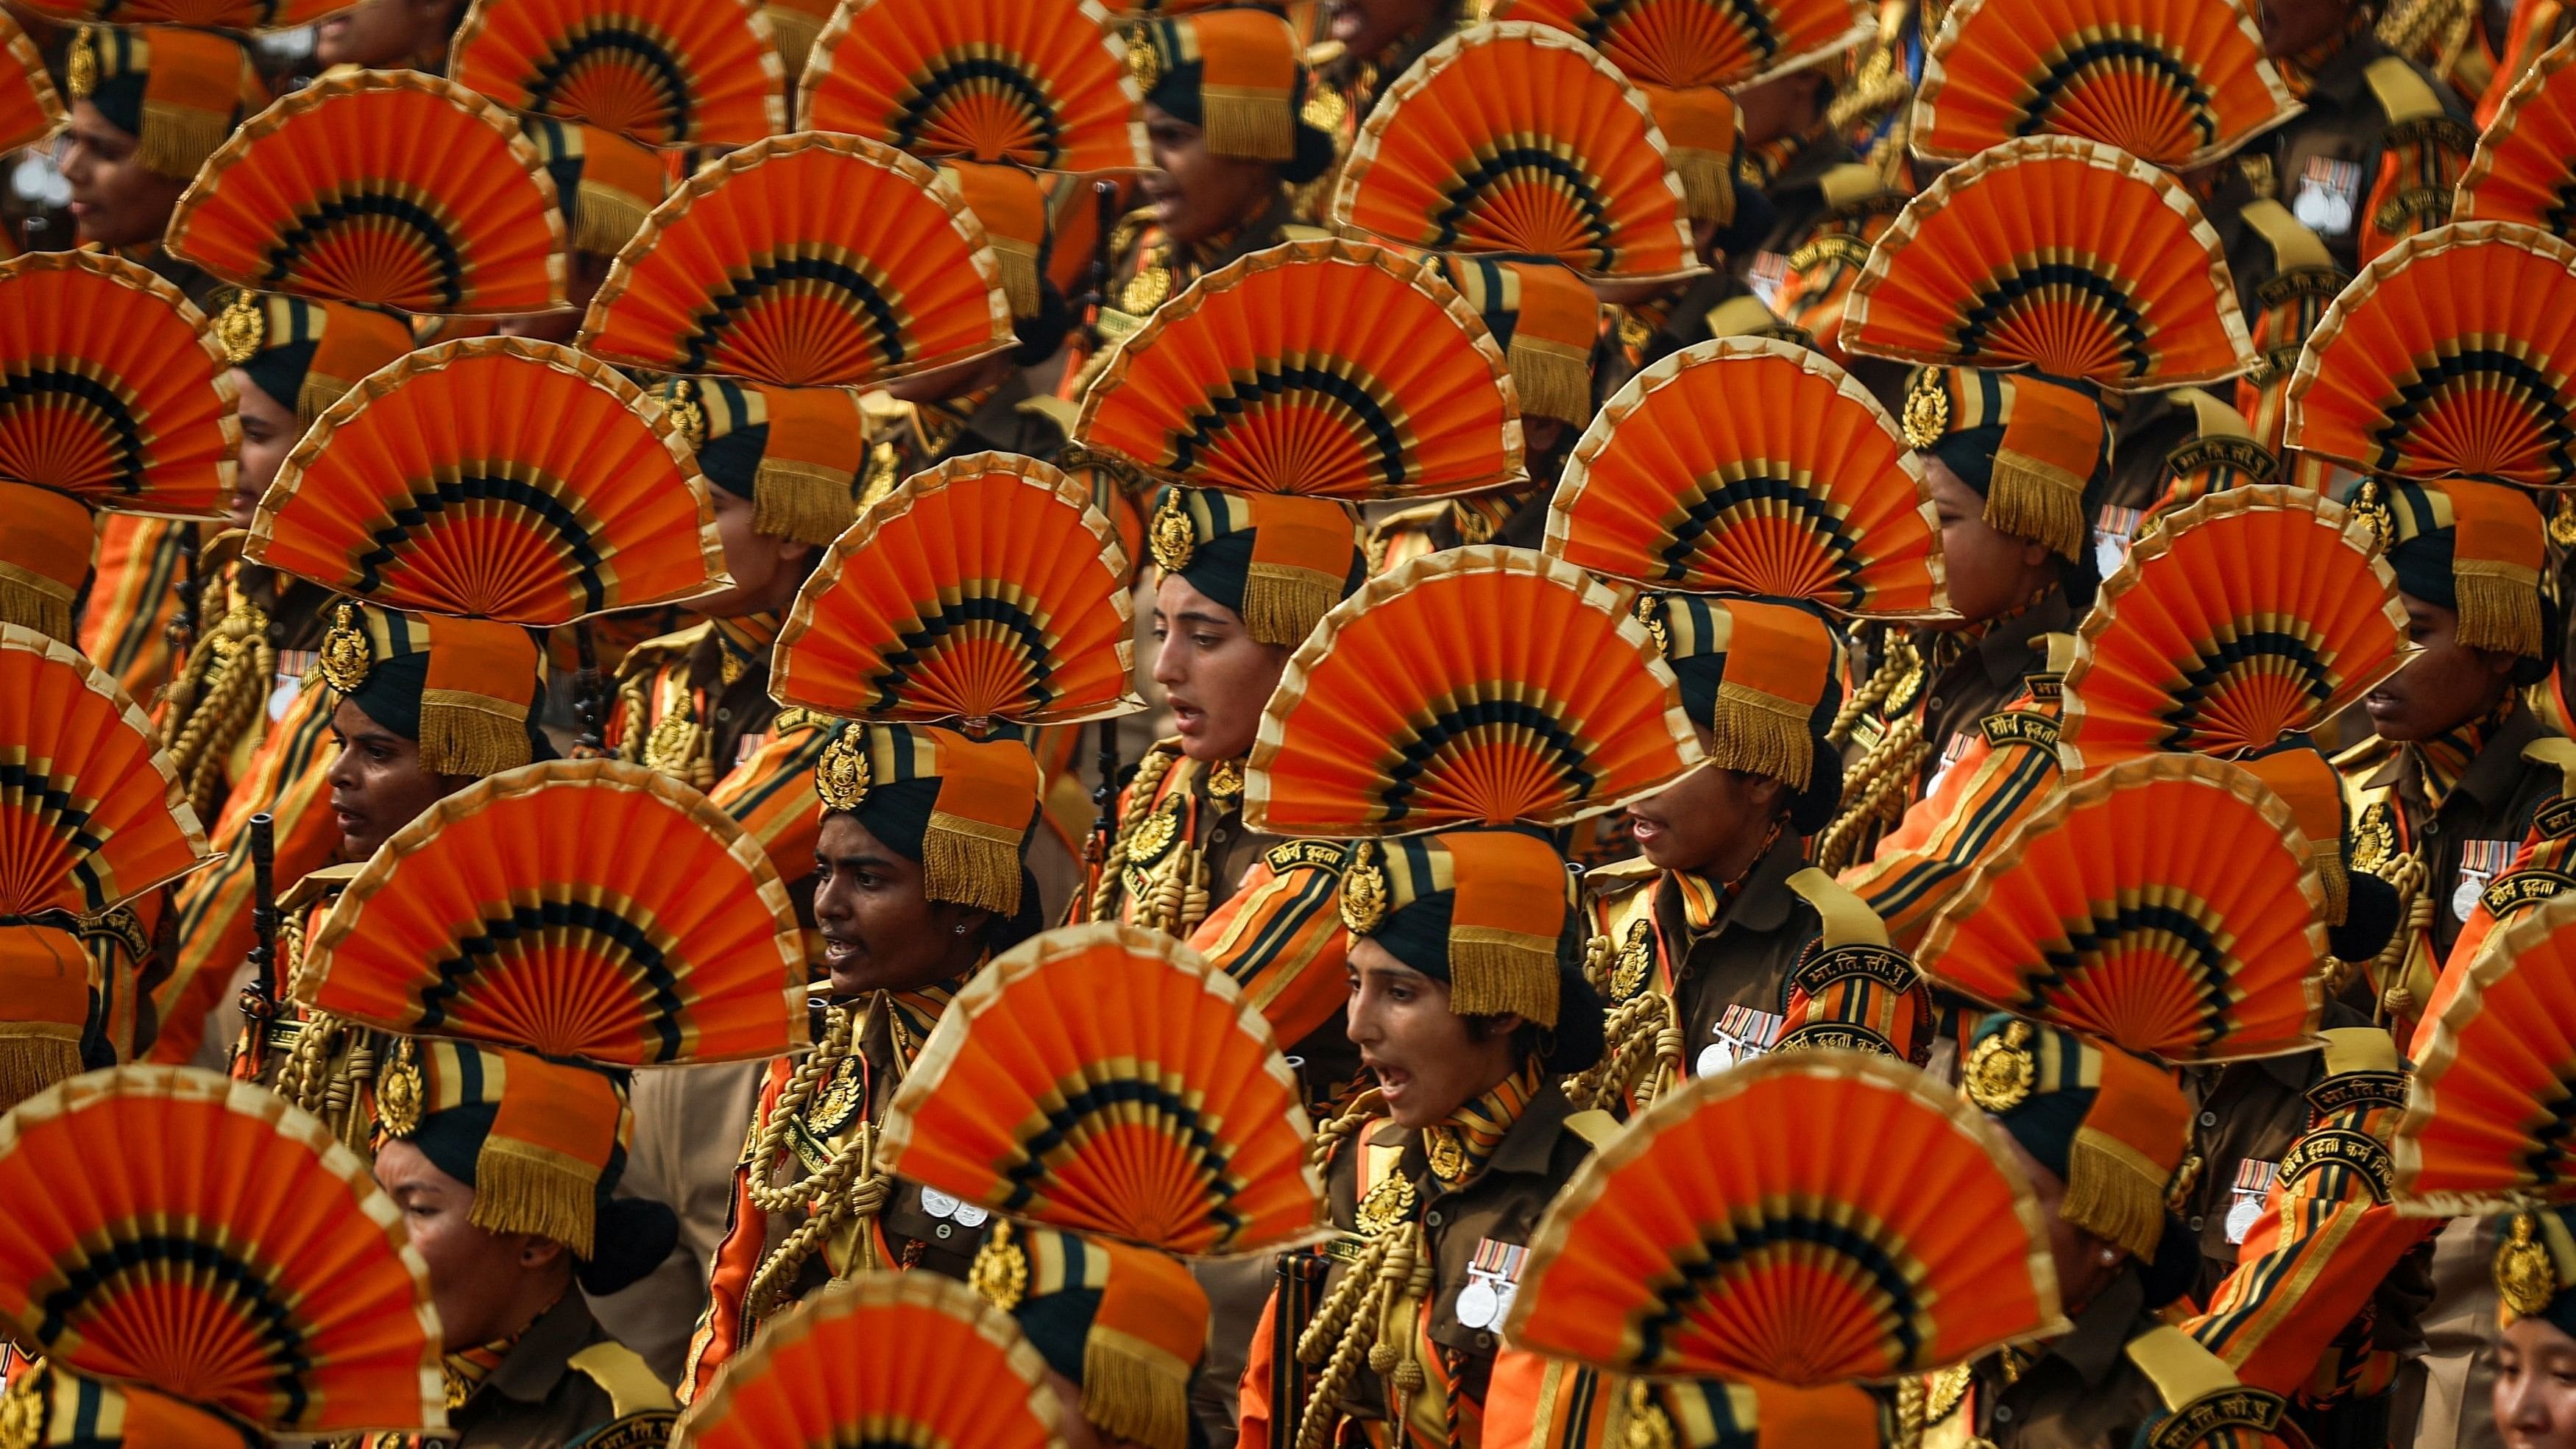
[1928,1275,2181,1448]
[438,1293,676,1449]
[2342,708,2563,964]
[1587,835,1832,1077]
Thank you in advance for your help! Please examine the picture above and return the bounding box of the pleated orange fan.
[1840,135,2257,390]
[1327,23,1702,284]
[163,71,562,316]
[673,1275,1066,1449]
[1493,0,1872,87]
[0,626,215,917]
[9,0,353,25]
[447,0,785,147]
[1910,0,2300,169]
[878,924,1324,1255]
[2396,893,2576,1214]
[2057,486,2407,771]
[1506,1052,2062,1381]
[0,1066,442,1435]
[798,0,1149,173]
[1245,548,1703,836]
[2283,222,2576,486]
[1913,753,2326,1062]
[0,13,66,157]
[291,759,807,1065]
[1543,336,1950,620]
[1075,239,1523,499]
[0,251,236,518]
[771,454,1143,727]
[247,338,723,623]
[578,132,1016,387]
[2456,36,2576,233]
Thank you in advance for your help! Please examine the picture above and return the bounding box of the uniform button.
[2198,1111,2218,1127]
[1475,1332,1493,1350]
[1926,697,1944,715]
[2190,1215,2206,1233]
[1426,1210,1444,1227]
[716,707,732,723]
[1993,1406,2014,1424]
[934,1222,953,1240]
[1211,827,1231,846]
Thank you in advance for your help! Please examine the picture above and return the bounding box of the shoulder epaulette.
[278,860,366,916]
[2330,731,2399,776]
[1703,293,1796,341]
[1279,223,1334,243]
[1365,501,1449,546]
[2364,53,2449,124]
[1584,855,1662,890]
[610,622,716,682]
[1563,1108,1621,1151]
[1785,867,1891,949]
[1012,393,1078,437]
[1819,160,1903,214]
[2239,197,2339,274]
[2125,1325,2287,1449]
[567,1341,678,1423]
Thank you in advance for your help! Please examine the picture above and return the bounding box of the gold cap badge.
[1964,1018,2037,1114]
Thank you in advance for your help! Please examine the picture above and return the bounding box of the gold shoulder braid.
[318,600,373,692]
[740,1002,896,1330]
[1964,1019,2037,1113]
[1089,746,1180,921]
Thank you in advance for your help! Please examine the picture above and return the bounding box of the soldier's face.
[327,698,474,863]
[1345,938,1524,1130]
[2364,594,2516,743]
[2498,1314,2576,1449]
[693,486,818,619]
[312,0,464,71]
[1627,762,1789,877]
[1326,0,1447,63]
[229,370,299,529]
[811,812,990,1002]
[1922,460,2059,630]
[1141,104,1282,249]
[375,1138,570,1351]
[1151,573,1290,763]
[62,103,188,250]
[2256,0,2355,57]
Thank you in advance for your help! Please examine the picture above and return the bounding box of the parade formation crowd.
[4,0,2576,1445]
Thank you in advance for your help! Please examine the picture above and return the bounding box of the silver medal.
[1455,1277,1501,1331]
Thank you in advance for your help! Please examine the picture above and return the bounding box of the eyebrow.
[817,850,902,872]
[1164,609,1235,630]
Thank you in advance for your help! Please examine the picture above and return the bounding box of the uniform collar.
[481,1290,598,1406]
[1663,829,1808,938]
[2037,1267,2145,1389]
[1972,590,2076,692]
[1370,1074,1577,1182]
[2392,704,2543,815]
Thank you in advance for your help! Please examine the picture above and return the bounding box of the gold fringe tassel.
[297,372,351,426]
[1082,1330,1192,1449]
[2316,847,2350,928]
[418,690,531,777]
[1710,680,1816,790]
[987,235,1042,320]
[754,457,857,547]
[1199,87,1297,162]
[472,1135,600,1258]
[573,180,653,258]
[2063,1124,2168,1261]
[1985,448,2089,561]
[1242,562,1340,649]
[0,573,72,641]
[0,1034,82,1113]
[139,100,233,180]
[2452,559,2544,658]
[1507,337,1594,427]
[925,809,1025,915]
[1446,929,1562,1026]
[1666,146,1735,228]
